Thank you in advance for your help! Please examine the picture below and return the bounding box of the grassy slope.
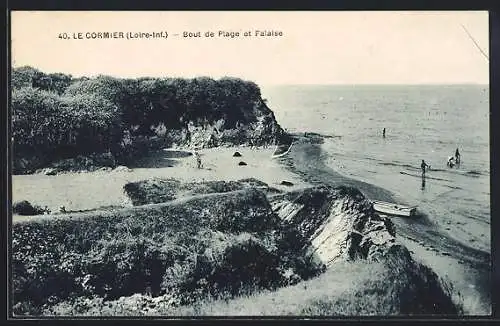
[170,247,462,316]
[12,180,461,316]
[48,252,461,317]
[12,188,322,316]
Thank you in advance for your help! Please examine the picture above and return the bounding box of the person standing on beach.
[455,148,461,165]
[421,160,430,177]
[194,150,202,169]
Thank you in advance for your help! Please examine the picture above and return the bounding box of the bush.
[11,189,302,315]
[12,200,47,215]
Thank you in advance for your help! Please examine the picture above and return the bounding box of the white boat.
[371,200,417,217]
[271,143,293,158]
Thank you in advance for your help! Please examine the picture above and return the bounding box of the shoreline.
[279,134,491,315]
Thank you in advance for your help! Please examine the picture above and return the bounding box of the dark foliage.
[123,178,281,206]
[12,200,48,215]
[12,67,285,173]
[12,188,322,315]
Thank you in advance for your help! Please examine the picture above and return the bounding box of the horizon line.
[11,65,489,87]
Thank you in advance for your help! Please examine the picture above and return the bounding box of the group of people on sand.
[420,148,461,177]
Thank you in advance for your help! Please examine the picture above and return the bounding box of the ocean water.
[261,84,490,252]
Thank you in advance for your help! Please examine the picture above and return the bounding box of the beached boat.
[371,200,417,217]
[271,142,293,158]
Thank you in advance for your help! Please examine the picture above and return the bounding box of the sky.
[11,11,489,85]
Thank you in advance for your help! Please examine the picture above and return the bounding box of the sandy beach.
[12,145,309,216]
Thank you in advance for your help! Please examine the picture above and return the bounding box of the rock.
[441,252,451,256]
[90,152,116,167]
[233,151,242,157]
[270,186,399,267]
[238,161,247,166]
[43,168,58,175]
[280,181,294,186]
[113,165,132,172]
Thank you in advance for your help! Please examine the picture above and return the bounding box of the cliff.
[11,67,289,174]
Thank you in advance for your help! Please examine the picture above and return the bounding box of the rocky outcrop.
[32,153,117,175]
[123,178,280,206]
[159,101,288,150]
[12,69,290,175]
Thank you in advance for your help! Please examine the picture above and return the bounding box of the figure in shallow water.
[421,159,430,177]
[447,156,456,168]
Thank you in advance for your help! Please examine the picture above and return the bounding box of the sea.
[261,84,490,253]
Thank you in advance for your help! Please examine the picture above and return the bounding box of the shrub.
[12,200,47,215]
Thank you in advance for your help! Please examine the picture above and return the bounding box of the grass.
[12,187,321,316]
[123,177,280,206]
[167,246,461,316]
[66,253,460,317]
[12,200,49,215]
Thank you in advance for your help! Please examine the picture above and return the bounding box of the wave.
[380,162,418,170]
[444,185,463,190]
[466,170,483,176]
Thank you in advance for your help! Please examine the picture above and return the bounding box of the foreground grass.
[170,251,463,316]
[49,254,461,317]
[12,188,323,316]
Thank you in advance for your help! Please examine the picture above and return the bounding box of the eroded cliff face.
[161,99,288,149]
[269,185,398,267]
[123,178,400,269]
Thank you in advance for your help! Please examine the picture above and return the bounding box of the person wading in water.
[455,148,461,165]
[421,160,430,177]
[382,128,386,138]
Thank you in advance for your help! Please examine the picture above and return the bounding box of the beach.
[12,146,309,217]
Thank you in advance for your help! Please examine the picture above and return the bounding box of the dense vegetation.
[12,187,324,316]
[11,66,286,173]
